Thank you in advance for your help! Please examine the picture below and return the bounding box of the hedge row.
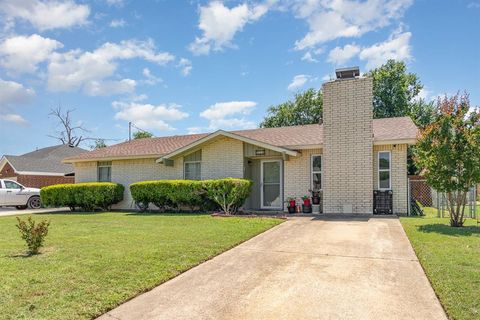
[130,178,252,214]
[40,182,124,211]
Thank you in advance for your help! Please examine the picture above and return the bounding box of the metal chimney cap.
[335,67,360,79]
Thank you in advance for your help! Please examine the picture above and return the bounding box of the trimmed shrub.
[202,178,252,214]
[130,180,204,212]
[41,182,124,211]
[130,178,252,214]
[16,217,50,255]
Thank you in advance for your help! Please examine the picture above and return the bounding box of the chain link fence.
[408,177,477,218]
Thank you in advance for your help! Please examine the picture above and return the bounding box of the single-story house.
[0,144,86,188]
[64,68,418,215]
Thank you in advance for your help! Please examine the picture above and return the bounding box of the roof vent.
[335,67,360,80]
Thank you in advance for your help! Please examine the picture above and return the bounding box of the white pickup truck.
[0,179,41,210]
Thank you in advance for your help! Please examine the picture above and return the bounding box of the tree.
[133,131,154,139]
[260,88,322,128]
[90,139,107,150]
[415,93,480,227]
[366,60,423,120]
[48,107,93,146]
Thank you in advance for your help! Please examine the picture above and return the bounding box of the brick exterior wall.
[0,161,74,188]
[322,77,374,214]
[284,148,322,206]
[202,137,244,179]
[74,137,244,209]
[373,144,408,214]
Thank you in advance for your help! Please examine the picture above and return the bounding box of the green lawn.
[400,214,480,320]
[0,212,282,320]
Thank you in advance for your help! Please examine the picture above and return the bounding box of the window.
[97,161,112,182]
[184,150,201,180]
[378,151,391,190]
[4,180,22,189]
[311,155,322,191]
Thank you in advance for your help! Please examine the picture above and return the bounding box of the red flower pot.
[289,200,296,208]
[303,198,311,206]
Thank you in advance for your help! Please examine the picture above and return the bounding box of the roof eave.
[373,138,416,145]
[63,154,163,164]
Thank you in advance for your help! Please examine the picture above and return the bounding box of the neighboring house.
[0,145,87,188]
[64,68,418,215]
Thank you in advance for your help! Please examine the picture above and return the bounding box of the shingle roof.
[64,117,418,162]
[3,145,87,174]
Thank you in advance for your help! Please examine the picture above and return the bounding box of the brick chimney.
[322,68,373,214]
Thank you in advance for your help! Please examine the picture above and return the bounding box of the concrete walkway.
[0,207,68,217]
[99,216,446,320]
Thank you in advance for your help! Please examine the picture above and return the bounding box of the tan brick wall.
[322,77,374,214]
[74,162,97,182]
[202,137,244,179]
[72,137,244,209]
[284,148,322,207]
[373,144,408,215]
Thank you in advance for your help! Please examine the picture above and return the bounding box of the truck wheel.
[27,196,41,209]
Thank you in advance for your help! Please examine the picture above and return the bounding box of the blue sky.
[0,0,479,155]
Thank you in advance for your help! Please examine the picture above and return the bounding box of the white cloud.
[0,34,63,74]
[47,39,175,95]
[327,44,360,65]
[0,78,35,108]
[189,1,270,55]
[359,30,412,69]
[177,58,192,76]
[0,0,90,31]
[142,68,162,85]
[109,19,126,28]
[105,0,124,6]
[293,0,412,50]
[113,101,189,131]
[84,79,136,96]
[0,78,35,125]
[287,74,310,91]
[301,51,318,63]
[0,113,28,125]
[199,100,257,130]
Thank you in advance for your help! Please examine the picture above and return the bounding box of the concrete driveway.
[99,216,446,320]
[0,207,68,217]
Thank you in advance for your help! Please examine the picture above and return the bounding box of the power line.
[128,122,150,141]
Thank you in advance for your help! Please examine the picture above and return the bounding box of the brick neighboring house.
[64,69,418,215]
[0,145,87,188]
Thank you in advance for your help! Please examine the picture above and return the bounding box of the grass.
[0,212,282,320]
[400,211,480,320]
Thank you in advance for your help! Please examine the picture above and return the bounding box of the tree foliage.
[90,139,107,150]
[260,88,323,128]
[133,131,154,139]
[366,60,423,119]
[415,93,480,227]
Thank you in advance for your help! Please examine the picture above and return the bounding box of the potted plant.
[286,197,297,214]
[302,195,312,213]
[309,189,321,205]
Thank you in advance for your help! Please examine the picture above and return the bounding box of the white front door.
[261,160,283,209]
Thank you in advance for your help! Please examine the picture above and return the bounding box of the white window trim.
[183,160,202,180]
[311,154,322,191]
[377,151,391,190]
[97,162,112,182]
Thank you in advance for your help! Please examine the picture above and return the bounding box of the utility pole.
[128,122,132,141]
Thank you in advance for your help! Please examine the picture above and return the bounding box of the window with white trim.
[311,155,322,191]
[378,151,391,190]
[97,161,112,182]
[184,150,202,180]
